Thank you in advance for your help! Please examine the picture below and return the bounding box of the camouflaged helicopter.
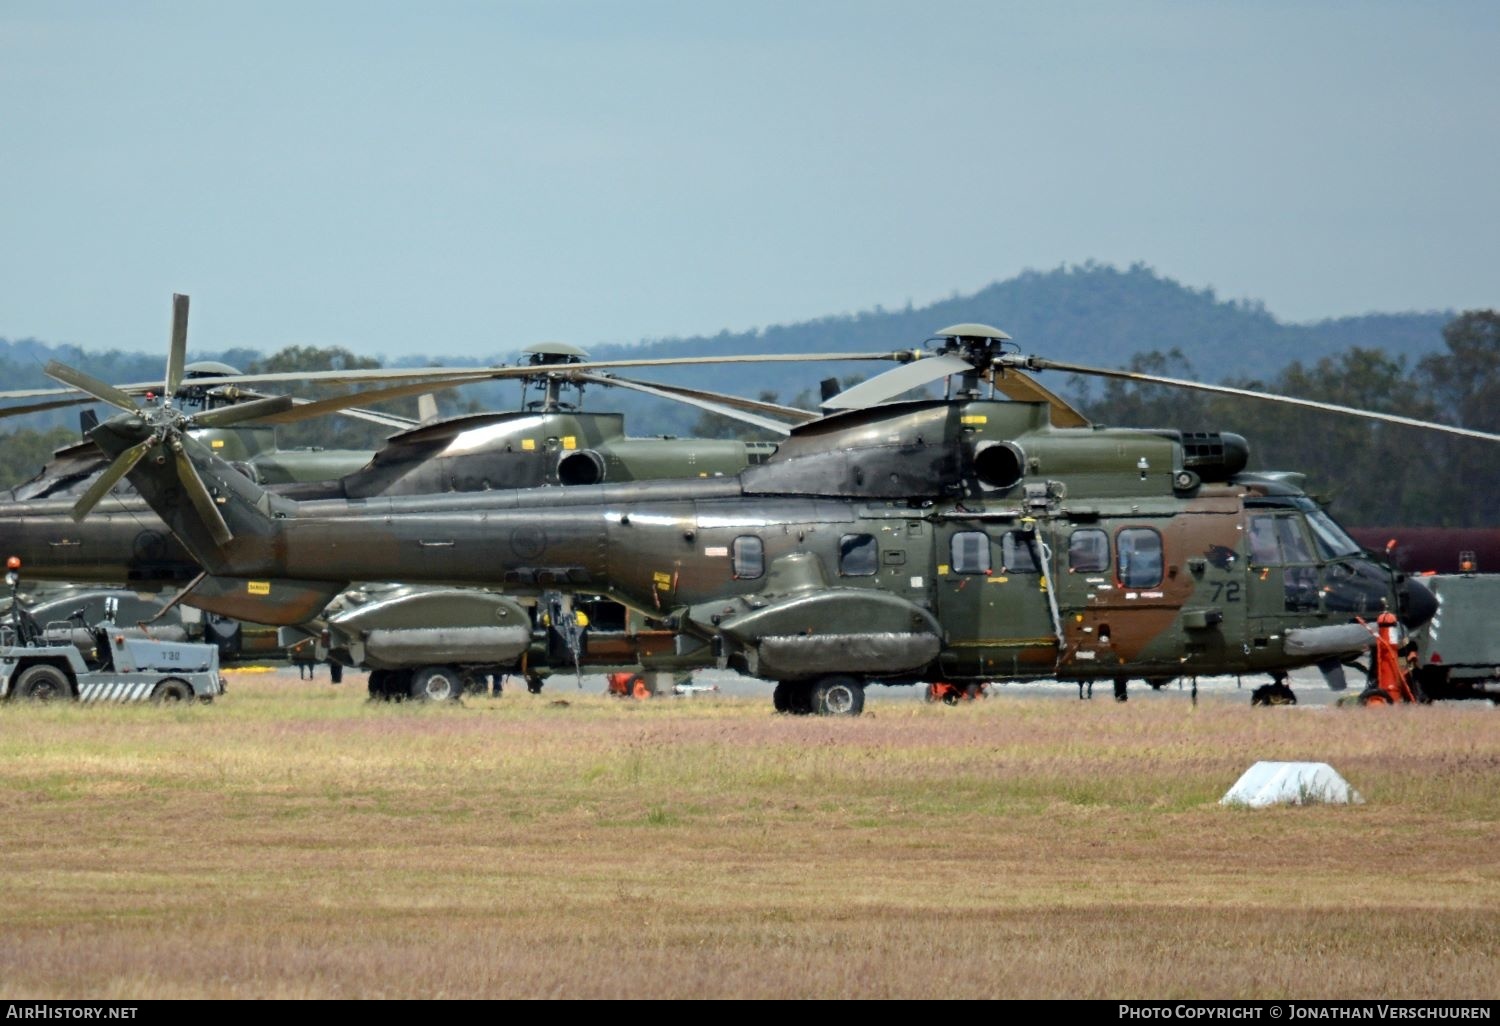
[53,306,1479,713]
[0,295,906,687]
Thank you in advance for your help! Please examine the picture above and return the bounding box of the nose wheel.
[1251,673,1298,706]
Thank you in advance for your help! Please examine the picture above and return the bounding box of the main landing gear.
[773,676,866,717]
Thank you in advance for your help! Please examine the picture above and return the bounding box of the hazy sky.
[2,1,1496,361]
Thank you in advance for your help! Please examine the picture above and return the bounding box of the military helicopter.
[0,296,911,681]
[56,309,1483,712]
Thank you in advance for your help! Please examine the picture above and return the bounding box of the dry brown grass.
[1,672,1497,999]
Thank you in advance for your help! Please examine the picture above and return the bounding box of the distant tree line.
[1065,310,1500,526]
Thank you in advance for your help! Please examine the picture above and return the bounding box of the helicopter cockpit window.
[840,534,878,577]
[731,536,764,580]
[1276,517,1315,564]
[1002,532,1039,574]
[1304,508,1362,560]
[1116,528,1163,588]
[950,531,991,574]
[1068,529,1110,573]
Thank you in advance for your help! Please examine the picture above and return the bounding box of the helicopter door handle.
[418,540,456,548]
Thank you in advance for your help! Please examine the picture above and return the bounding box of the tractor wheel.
[14,665,73,702]
[151,678,194,703]
[809,676,865,717]
[410,665,464,702]
[1358,689,1395,706]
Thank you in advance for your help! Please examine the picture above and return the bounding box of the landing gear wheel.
[151,678,193,703]
[379,670,413,701]
[1145,676,1174,691]
[410,665,464,702]
[525,674,544,695]
[1251,682,1298,706]
[809,676,865,717]
[773,681,793,713]
[14,665,72,702]
[773,681,815,715]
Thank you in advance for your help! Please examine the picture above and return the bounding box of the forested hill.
[571,263,1451,384]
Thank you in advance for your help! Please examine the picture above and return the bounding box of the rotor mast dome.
[520,342,590,412]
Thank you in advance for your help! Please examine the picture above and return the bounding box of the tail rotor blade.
[70,437,154,521]
[173,443,234,546]
[165,293,189,397]
[44,361,140,414]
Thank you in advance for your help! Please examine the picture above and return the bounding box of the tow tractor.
[0,558,224,704]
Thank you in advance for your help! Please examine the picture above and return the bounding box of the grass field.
[1,671,1497,999]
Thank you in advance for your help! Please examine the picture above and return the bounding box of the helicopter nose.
[1399,576,1438,630]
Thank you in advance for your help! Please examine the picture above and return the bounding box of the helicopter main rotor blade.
[205,386,418,429]
[69,436,154,522]
[986,368,1092,429]
[823,353,973,410]
[43,361,140,414]
[166,351,925,392]
[571,372,799,436]
[164,293,189,397]
[602,375,819,424]
[1022,357,1500,444]
[189,394,297,428]
[237,377,486,425]
[173,442,234,545]
[0,395,104,420]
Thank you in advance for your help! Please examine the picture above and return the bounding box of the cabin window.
[950,531,991,574]
[1248,514,1281,565]
[839,534,878,577]
[1002,531,1039,574]
[731,536,764,580]
[1117,528,1163,588]
[1068,529,1110,572]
